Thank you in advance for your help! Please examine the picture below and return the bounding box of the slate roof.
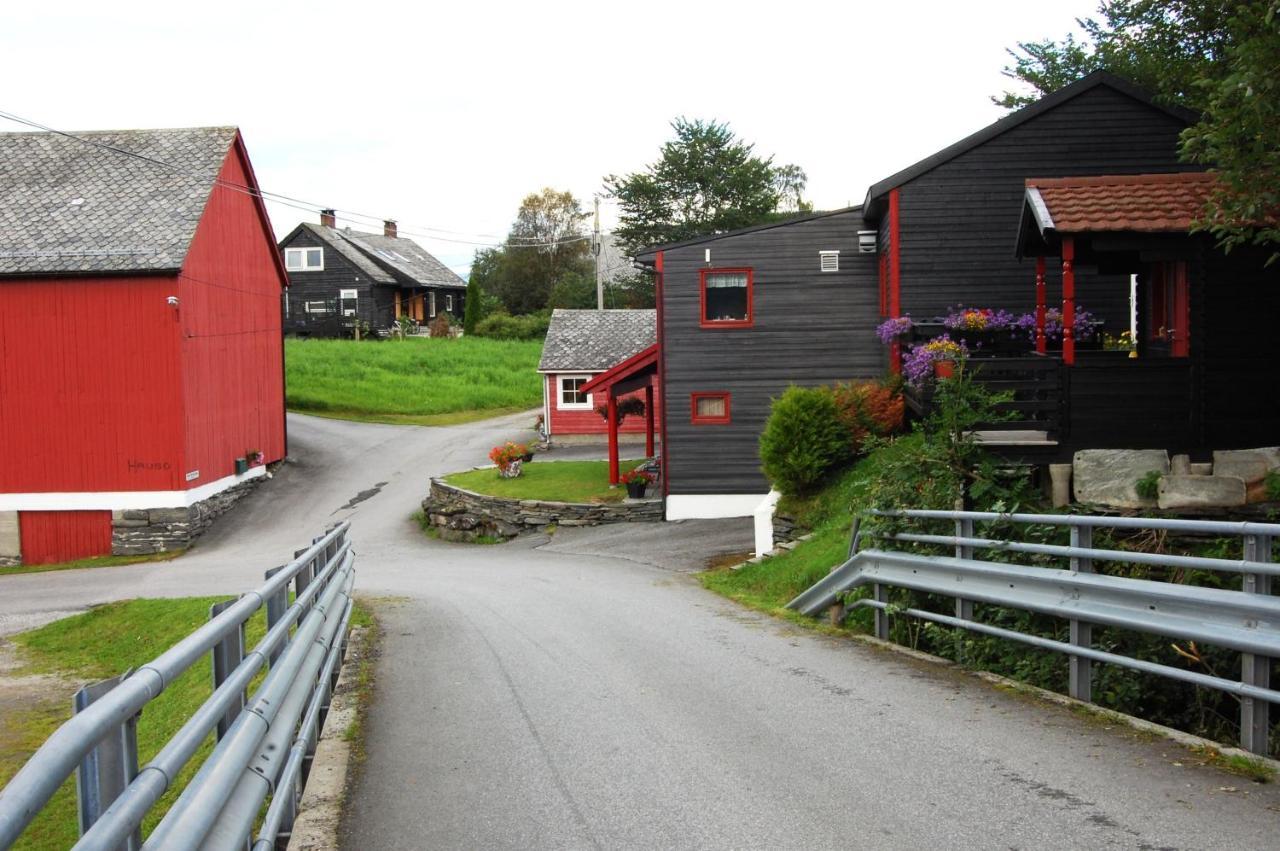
[296,223,395,284]
[0,126,238,276]
[538,309,656,372]
[1026,172,1218,233]
[341,230,465,289]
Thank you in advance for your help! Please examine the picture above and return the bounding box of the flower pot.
[499,459,522,479]
[234,457,249,475]
[933,359,956,380]
[625,480,647,499]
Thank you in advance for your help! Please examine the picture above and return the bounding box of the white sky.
[2,1,1097,276]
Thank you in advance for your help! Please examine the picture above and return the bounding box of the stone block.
[448,514,480,531]
[1190,463,1213,476]
[147,508,191,525]
[1073,449,1169,508]
[0,511,20,559]
[1171,454,1191,475]
[111,518,150,528]
[1048,463,1072,508]
[1158,475,1246,510]
[1212,447,1280,486]
[122,509,151,521]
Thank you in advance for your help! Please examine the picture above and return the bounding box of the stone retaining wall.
[772,513,807,547]
[112,475,265,555]
[424,478,663,543]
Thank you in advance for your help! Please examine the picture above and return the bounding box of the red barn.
[0,127,288,566]
[537,309,659,443]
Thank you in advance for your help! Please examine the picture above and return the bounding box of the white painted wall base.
[665,493,770,521]
[753,490,781,557]
[0,465,267,512]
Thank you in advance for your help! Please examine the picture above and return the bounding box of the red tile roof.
[1026,172,1217,233]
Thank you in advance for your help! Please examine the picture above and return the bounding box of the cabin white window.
[285,247,324,271]
[445,294,454,312]
[557,374,593,410]
[819,251,840,272]
[339,289,358,316]
[305,300,333,315]
[429,291,437,317]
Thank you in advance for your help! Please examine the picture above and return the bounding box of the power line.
[0,109,598,250]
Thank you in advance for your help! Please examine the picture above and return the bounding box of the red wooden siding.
[0,275,185,493]
[20,510,112,564]
[545,373,660,437]
[178,138,287,486]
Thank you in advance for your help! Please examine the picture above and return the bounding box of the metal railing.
[0,522,356,850]
[787,509,1280,755]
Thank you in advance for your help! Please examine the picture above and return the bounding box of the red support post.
[607,391,620,485]
[1062,237,1076,366]
[644,383,655,458]
[1035,255,1047,355]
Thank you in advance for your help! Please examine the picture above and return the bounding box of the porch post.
[1062,237,1076,366]
[1035,256,1047,354]
[607,390,620,485]
[644,383,655,458]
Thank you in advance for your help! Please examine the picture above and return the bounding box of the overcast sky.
[2,1,1098,276]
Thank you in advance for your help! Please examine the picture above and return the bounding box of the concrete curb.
[287,626,368,850]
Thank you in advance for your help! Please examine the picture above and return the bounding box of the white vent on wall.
[819,250,840,272]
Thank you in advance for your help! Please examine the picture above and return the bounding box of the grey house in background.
[278,211,466,336]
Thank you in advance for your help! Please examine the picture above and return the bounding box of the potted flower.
[902,336,968,388]
[943,306,1017,353]
[489,441,529,479]
[620,468,655,498]
[246,448,264,468]
[875,315,914,345]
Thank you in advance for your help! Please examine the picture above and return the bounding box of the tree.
[462,276,482,334]
[605,118,800,253]
[773,164,812,213]
[998,1,1278,253]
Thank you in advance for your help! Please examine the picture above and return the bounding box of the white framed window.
[339,288,358,316]
[445,294,454,312]
[429,291,437,317]
[285,246,324,271]
[557,374,593,410]
[305,300,333,315]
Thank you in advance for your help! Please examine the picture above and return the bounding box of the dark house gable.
[279,215,465,336]
[638,208,881,500]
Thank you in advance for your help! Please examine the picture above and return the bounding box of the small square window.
[285,246,324,272]
[557,375,593,409]
[691,392,731,424]
[700,268,753,327]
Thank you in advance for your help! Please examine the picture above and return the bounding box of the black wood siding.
[280,229,393,334]
[662,210,883,495]
[895,85,1196,332]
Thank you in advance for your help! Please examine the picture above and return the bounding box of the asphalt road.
[3,413,1278,849]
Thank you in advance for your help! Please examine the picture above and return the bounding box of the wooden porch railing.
[904,355,1067,438]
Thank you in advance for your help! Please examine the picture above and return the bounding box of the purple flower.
[942,306,1016,332]
[1014,305,1102,341]
[902,335,968,388]
[876,315,914,345]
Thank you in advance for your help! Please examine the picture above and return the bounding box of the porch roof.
[579,343,658,396]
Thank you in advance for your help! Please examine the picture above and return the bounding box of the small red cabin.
[0,127,288,566]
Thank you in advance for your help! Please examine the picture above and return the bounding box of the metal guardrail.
[787,509,1279,755]
[0,522,356,850]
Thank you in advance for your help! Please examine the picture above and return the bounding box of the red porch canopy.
[579,343,659,484]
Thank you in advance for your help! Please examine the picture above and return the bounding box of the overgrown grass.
[0,549,184,578]
[284,336,543,423]
[1,596,370,848]
[445,459,645,504]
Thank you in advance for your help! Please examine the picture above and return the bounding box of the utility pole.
[594,195,603,310]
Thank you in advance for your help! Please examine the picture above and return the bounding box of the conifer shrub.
[759,385,851,496]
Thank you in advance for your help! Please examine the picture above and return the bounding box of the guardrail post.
[954,515,974,660]
[1068,524,1093,703]
[296,546,316,614]
[209,599,247,741]
[1241,534,1272,755]
[265,565,289,667]
[74,674,142,849]
[873,584,889,640]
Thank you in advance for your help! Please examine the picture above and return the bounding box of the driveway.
[2,413,1278,849]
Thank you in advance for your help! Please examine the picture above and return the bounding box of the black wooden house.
[637,71,1278,520]
[278,211,465,336]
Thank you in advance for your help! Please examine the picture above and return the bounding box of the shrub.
[831,379,904,454]
[463,278,482,335]
[759,386,851,496]
[1135,470,1162,500]
[473,311,551,341]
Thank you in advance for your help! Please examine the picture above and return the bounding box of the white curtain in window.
[704,272,747,289]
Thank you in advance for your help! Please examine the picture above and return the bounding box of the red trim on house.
[655,252,669,498]
[698,267,754,329]
[690,392,732,425]
[1035,255,1047,354]
[578,343,659,394]
[888,189,902,373]
[1062,236,1076,365]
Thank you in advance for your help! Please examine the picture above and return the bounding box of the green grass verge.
[0,596,371,848]
[0,550,184,578]
[444,459,645,504]
[284,336,543,421]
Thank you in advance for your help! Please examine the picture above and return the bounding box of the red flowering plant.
[619,468,655,486]
[488,441,529,474]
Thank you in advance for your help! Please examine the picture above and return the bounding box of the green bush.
[759,386,851,496]
[472,311,551,341]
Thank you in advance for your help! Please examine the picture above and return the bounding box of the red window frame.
[690,392,732,425]
[699,268,754,328]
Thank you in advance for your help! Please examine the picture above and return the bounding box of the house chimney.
[384,219,398,239]
[320,208,336,228]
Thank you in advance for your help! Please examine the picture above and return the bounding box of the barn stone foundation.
[0,511,20,567]
[111,475,265,556]
[424,478,663,543]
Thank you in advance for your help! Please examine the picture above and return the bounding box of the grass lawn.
[444,459,646,504]
[0,597,372,849]
[0,549,183,578]
[284,336,543,425]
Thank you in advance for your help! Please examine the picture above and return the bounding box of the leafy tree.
[605,118,804,253]
[548,268,597,309]
[997,1,1278,252]
[773,164,812,213]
